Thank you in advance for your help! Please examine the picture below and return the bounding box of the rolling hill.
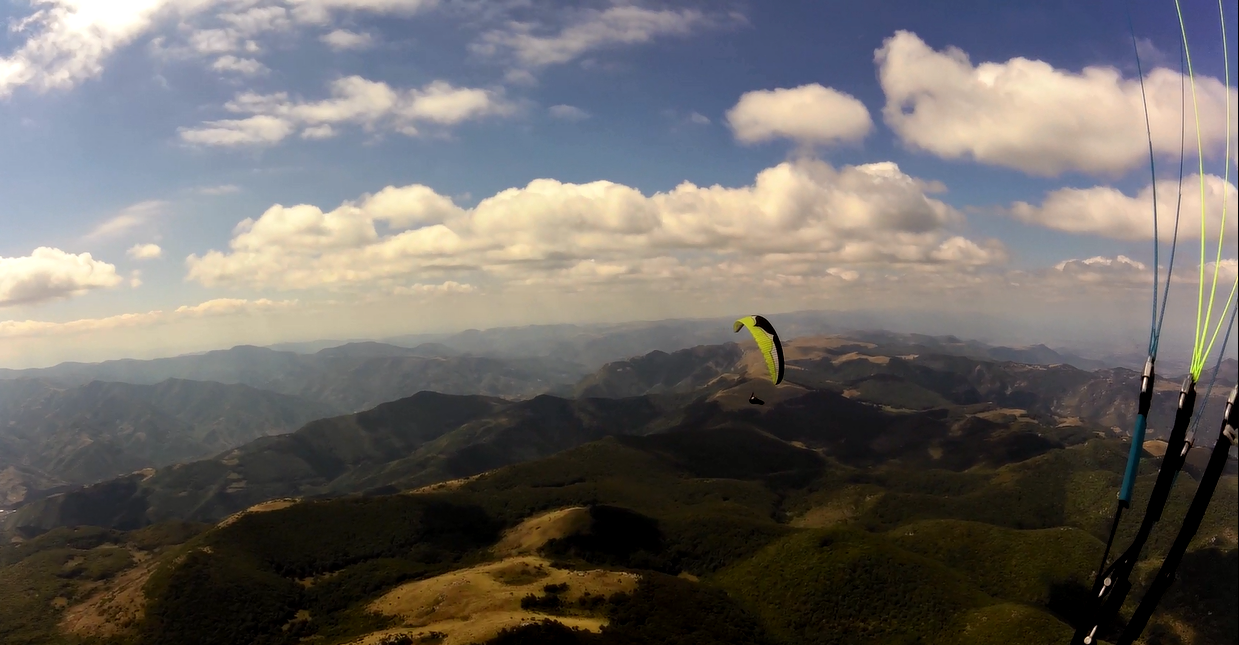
[2,418,1233,645]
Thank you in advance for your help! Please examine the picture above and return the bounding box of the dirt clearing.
[365,555,639,645]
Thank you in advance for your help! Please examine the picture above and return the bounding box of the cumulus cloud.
[127,243,164,260]
[0,298,297,339]
[0,248,123,307]
[876,30,1238,176]
[320,29,375,50]
[548,104,590,121]
[179,76,514,146]
[1010,173,1239,243]
[726,84,873,146]
[184,158,1004,293]
[1053,255,1147,283]
[471,5,733,69]
[688,112,711,125]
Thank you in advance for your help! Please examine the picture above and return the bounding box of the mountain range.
[7,333,1233,537]
[7,317,1221,517]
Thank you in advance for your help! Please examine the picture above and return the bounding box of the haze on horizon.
[2,0,1237,370]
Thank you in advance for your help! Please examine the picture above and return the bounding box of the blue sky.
[1,0,1236,368]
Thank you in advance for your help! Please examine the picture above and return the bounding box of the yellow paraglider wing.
[733,315,785,385]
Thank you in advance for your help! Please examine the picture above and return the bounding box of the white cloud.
[194,184,242,195]
[180,76,514,146]
[320,29,375,50]
[1201,258,1239,287]
[1053,255,1147,282]
[130,269,144,287]
[0,247,123,307]
[471,5,730,69]
[548,104,590,121]
[286,0,438,24]
[0,0,445,97]
[503,68,538,86]
[211,55,269,75]
[688,111,710,125]
[1134,37,1169,69]
[220,6,293,34]
[726,84,873,146]
[301,124,337,139]
[392,280,477,295]
[127,243,164,260]
[1019,256,1237,314]
[0,0,210,97]
[398,80,511,125]
[876,30,1238,176]
[1010,173,1239,242]
[174,297,298,316]
[0,298,297,339]
[153,6,292,65]
[184,158,1003,292]
[179,114,296,146]
[86,200,168,240]
[188,27,243,55]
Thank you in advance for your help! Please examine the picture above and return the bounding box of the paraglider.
[733,315,785,395]
[748,393,765,406]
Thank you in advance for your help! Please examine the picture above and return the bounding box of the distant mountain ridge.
[0,345,590,412]
[0,378,341,506]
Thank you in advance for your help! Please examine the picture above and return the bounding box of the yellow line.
[1171,0,1208,377]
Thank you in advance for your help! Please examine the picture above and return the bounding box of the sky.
[1,0,1237,369]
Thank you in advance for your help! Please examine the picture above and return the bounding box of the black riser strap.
[1072,381,1197,644]
[1117,423,1236,643]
